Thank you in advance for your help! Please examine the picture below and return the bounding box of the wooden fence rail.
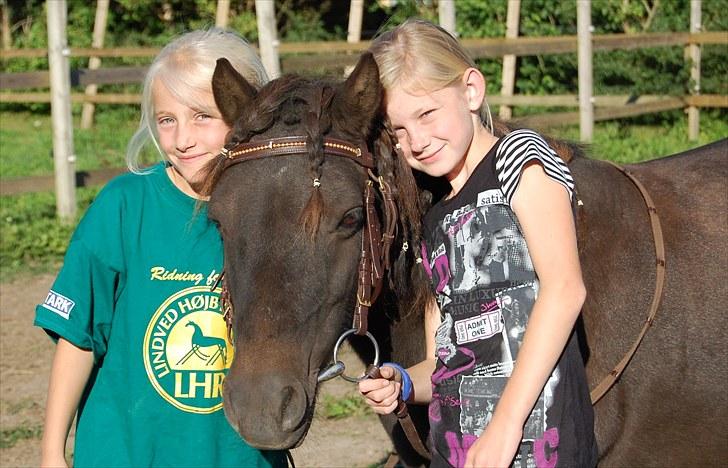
[1,91,726,110]
[2,30,725,114]
[1,31,725,60]
[1,66,146,89]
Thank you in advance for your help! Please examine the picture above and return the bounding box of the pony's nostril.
[279,384,306,433]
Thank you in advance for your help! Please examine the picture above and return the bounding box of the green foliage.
[319,394,370,420]
[0,188,99,279]
[3,0,725,98]
[367,0,726,97]
[0,108,140,177]
[222,9,259,42]
[0,424,43,449]
[549,110,728,164]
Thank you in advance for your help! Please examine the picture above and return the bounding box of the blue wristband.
[383,362,412,402]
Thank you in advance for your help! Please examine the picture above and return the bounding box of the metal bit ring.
[332,328,380,383]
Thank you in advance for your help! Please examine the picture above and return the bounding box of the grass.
[0,424,43,449]
[548,110,727,164]
[0,105,144,178]
[0,187,100,282]
[318,394,370,420]
[4,398,43,415]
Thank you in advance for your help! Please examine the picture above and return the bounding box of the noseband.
[216,135,397,344]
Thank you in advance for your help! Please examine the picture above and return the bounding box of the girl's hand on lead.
[357,365,401,415]
[464,414,523,468]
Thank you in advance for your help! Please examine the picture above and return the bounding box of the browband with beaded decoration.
[220,135,375,170]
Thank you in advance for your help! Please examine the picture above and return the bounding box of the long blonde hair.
[126,28,268,172]
[369,19,493,132]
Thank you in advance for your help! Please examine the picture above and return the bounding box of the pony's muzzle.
[223,373,310,449]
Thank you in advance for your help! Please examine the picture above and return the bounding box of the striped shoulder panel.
[494,129,575,207]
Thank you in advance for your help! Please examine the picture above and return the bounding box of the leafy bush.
[0,188,99,279]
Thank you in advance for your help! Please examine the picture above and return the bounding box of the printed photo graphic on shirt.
[442,201,533,293]
[435,313,457,364]
[542,366,561,428]
[459,375,546,441]
[143,285,232,414]
[41,290,75,319]
[423,242,453,309]
[496,282,538,362]
[444,291,513,377]
[459,375,505,437]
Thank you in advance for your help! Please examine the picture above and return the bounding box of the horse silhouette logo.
[143,286,232,413]
[176,320,228,366]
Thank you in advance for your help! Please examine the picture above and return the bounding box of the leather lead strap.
[589,161,666,404]
[366,365,431,460]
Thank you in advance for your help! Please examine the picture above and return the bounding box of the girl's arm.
[466,162,586,468]
[359,298,441,412]
[41,338,95,468]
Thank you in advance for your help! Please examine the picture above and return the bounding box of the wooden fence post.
[216,0,230,28]
[688,0,701,141]
[80,0,109,130]
[47,0,76,221]
[1,0,11,51]
[344,0,363,76]
[577,0,594,142]
[255,0,280,79]
[499,0,521,120]
[347,0,363,43]
[439,0,457,37]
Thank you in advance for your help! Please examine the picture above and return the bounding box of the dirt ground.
[0,273,393,467]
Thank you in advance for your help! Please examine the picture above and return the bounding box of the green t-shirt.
[35,163,285,467]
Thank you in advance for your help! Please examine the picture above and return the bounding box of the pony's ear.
[212,58,258,126]
[332,52,383,131]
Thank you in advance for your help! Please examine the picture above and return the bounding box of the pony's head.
[197,53,429,449]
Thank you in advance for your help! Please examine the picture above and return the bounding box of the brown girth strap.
[589,160,666,404]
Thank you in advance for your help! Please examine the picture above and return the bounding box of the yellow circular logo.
[143,286,233,413]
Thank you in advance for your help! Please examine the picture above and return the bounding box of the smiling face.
[153,81,230,198]
[387,80,476,181]
[385,68,498,194]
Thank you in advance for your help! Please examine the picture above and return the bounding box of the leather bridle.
[213,134,429,461]
[216,135,398,341]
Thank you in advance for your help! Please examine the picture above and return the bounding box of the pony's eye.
[338,207,364,232]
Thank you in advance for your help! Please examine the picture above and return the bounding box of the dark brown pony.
[201,52,727,467]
